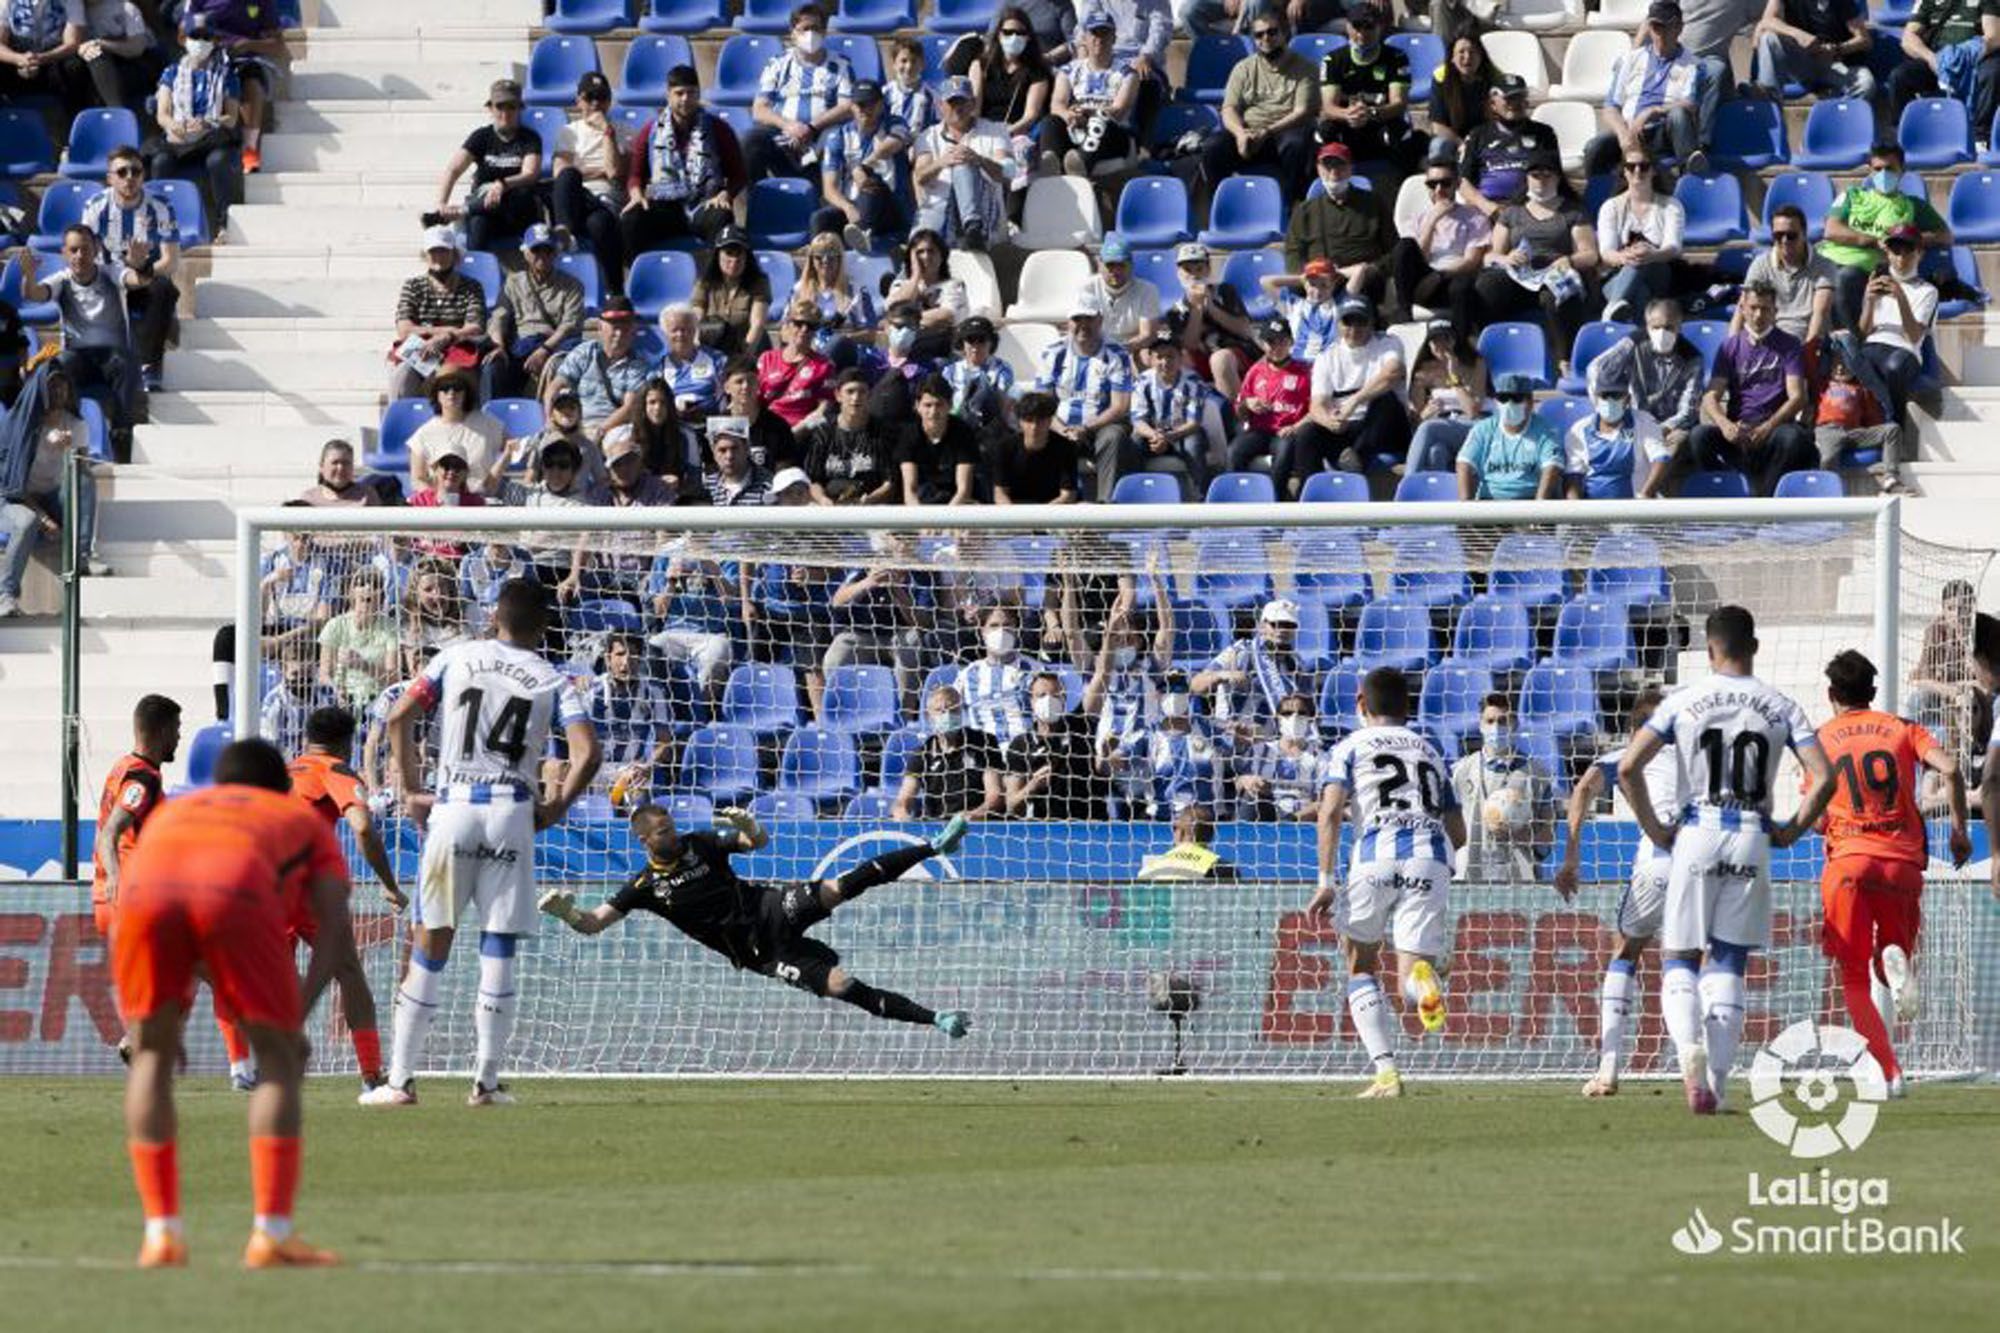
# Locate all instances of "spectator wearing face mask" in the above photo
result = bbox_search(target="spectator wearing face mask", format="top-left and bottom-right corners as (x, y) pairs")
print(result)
(1587, 298), (1703, 461)
(1313, 1), (1424, 183)
(1693, 280), (1817, 495)
(1191, 598), (1305, 741)
(1828, 222), (1939, 424)
(1451, 693), (1558, 884)
(1004, 671), (1108, 818)
(745, 3), (856, 186)
(1199, 10), (1318, 212)
(1134, 670), (1230, 821)
(1231, 693), (1330, 823)
(1283, 143), (1393, 305)
(1564, 369), (1674, 500)
(955, 604), (1036, 742)
(1820, 143), (1952, 330)
(893, 684), (1005, 820)
(1458, 373), (1563, 501)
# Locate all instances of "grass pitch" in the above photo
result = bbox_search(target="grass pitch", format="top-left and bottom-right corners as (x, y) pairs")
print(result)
(1, 1079), (1996, 1333)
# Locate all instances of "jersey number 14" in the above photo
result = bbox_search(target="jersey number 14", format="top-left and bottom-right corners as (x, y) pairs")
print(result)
(456, 688), (532, 765)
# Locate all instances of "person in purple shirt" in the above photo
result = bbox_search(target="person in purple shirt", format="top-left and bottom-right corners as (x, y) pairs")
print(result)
(1689, 280), (1816, 495)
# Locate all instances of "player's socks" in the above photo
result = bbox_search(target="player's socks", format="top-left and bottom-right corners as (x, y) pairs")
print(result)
(839, 979), (935, 1025)
(1698, 964), (1746, 1107)
(1661, 958), (1702, 1061)
(351, 1028), (384, 1086)
(1346, 976), (1398, 1075)
(1839, 958), (1900, 1082)
(834, 845), (937, 902)
(219, 1018), (257, 1088)
(473, 933), (519, 1092)
(249, 1135), (300, 1243)
(128, 1140), (180, 1234)
(387, 950), (446, 1089)
(1598, 959), (1636, 1078)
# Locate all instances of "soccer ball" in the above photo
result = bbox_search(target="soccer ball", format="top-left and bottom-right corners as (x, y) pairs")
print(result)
(1482, 786), (1532, 837)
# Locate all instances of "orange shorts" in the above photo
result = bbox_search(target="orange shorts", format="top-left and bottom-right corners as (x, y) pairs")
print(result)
(113, 874), (301, 1032)
(1820, 855), (1923, 966)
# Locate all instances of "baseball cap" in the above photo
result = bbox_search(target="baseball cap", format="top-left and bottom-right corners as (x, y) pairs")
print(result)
(1175, 241), (1210, 267)
(714, 223), (751, 251)
(1100, 232), (1131, 263)
(1525, 150), (1563, 175)
(576, 70), (612, 101)
(1257, 315), (1292, 343)
(770, 467), (811, 494)
(603, 425), (641, 464)
(940, 76), (974, 103)
(421, 224), (460, 253)
(852, 79), (884, 104)
(1647, 0), (1683, 22)
(1426, 317), (1455, 338)
(1302, 258), (1335, 281)
(1347, 0), (1387, 24)
(429, 441), (469, 467)
(1494, 372), (1539, 398)
(957, 315), (997, 345)
(1885, 222), (1922, 245)
(539, 437), (582, 467)
(1494, 73), (1529, 98)
(1316, 141), (1353, 164)
(708, 415), (751, 441)
(1259, 599), (1300, 627)
(1081, 6), (1115, 30)
(1335, 294), (1373, 323)
(1070, 291), (1104, 319)
(1594, 367), (1632, 395)
(550, 386), (581, 407)
(487, 78), (523, 106)
(599, 294), (637, 324)
(1145, 330), (1179, 352)
(520, 223), (559, 253)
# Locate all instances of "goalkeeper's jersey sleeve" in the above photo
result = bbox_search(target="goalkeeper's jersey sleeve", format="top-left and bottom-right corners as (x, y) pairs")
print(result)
(609, 833), (762, 968)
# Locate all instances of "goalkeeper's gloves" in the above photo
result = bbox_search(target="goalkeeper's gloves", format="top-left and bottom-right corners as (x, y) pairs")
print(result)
(538, 889), (582, 927)
(716, 805), (765, 844)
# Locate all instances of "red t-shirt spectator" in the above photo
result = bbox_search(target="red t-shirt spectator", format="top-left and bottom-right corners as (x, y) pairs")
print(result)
(756, 349), (836, 428)
(408, 487), (488, 557)
(1236, 357), (1313, 435)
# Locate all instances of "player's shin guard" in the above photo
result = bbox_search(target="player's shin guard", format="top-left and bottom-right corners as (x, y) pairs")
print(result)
(1699, 944), (1749, 1104)
(1599, 959), (1636, 1076)
(387, 950), (446, 1089)
(1840, 957), (1901, 1081)
(833, 845), (935, 903)
(128, 1140), (181, 1236)
(1662, 958), (1703, 1062)
(1347, 976), (1397, 1073)
(250, 1136), (300, 1241)
(473, 933), (518, 1090)
(836, 980), (935, 1025)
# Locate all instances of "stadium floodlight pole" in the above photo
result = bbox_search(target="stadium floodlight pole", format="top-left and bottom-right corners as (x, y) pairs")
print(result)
(1875, 494), (1901, 716)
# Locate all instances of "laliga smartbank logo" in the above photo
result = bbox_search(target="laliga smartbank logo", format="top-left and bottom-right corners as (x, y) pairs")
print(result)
(1669, 1022), (1965, 1259)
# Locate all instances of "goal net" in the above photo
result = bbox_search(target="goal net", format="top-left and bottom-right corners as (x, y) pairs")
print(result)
(202, 499), (1997, 1079)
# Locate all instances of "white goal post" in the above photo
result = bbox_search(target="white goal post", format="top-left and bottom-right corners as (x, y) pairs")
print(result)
(215, 497), (1991, 1080)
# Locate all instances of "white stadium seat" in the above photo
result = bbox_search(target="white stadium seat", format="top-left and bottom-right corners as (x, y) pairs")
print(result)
(1012, 176), (1104, 251)
(1588, 0), (1651, 27)
(1481, 31), (1550, 97)
(951, 248), (1003, 320)
(1533, 100), (1601, 174)
(1550, 30), (1632, 102)
(1492, 0), (1586, 31)
(996, 320), (1060, 373)
(1006, 250), (1097, 323)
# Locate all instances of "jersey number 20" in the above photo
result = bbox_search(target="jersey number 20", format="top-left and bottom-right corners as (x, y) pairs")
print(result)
(456, 688), (532, 765)
(1373, 753), (1444, 815)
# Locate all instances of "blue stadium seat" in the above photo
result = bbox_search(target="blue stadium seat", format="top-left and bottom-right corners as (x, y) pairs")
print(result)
(1419, 659), (1493, 752)
(713, 35), (782, 105)
(677, 725), (762, 801)
(143, 179), (209, 247)
(1774, 469), (1844, 500)
(738, 0), (794, 31)
(929, 0), (998, 32)
(628, 249), (698, 319)
(1680, 318), (1729, 379)
(1171, 598), (1232, 670)
(1477, 321), (1549, 387)
(848, 251), (895, 300)
(1393, 471), (1457, 503)
(919, 33), (956, 80)
(777, 726), (861, 799)
(1451, 595), (1535, 674)
(548, 0), (635, 33)
(1299, 472), (1370, 504)
(1872, 0), (1915, 22)
(1387, 33), (1443, 104)
(665, 793), (716, 828)
(609, 104), (653, 137)
(367, 398), (434, 471)
(1900, 97), (1971, 169)
(1926, 245), (1989, 319)
(526, 35), (603, 107)
(832, 0), (914, 32)
(1552, 597), (1634, 671)
(556, 251), (604, 316)
(569, 597), (645, 637)
(1488, 532), (1568, 610)
(1194, 531), (1275, 608)
(641, 0), (726, 30)
(1710, 98), (1789, 171)
(822, 664), (902, 736)
(1220, 247), (1285, 319)
(1148, 102), (1221, 153)
(1290, 532), (1371, 613)
(1, 249), (63, 324)
(1319, 660), (1364, 733)
(1131, 247), (1184, 306)
(1289, 33), (1346, 64)
(1584, 533), (1668, 609)
(709, 103), (756, 141)
(759, 249), (798, 309)
(1198, 174), (1284, 249)
(1290, 598), (1333, 669)
(1534, 394), (1593, 440)
(1206, 471), (1276, 504)
(1518, 724), (1571, 795)
(1673, 171), (1747, 245)
(184, 723), (232, 788)
(1112, 473), (1183, 504)
(487, 397), (546, 441)
(522, 106), (569, 178)
(748, 176), (817, 248)
(874, 724), (924, 792)
(826, 33), (883, 83)
(751, 792), (821, 821)
(1353, 600), (1437, 672)
(1947, 171), (2000, 243)
(722, 663), (802, 734)
(29, 180), (93, 252)
(444, 252), (498, 310)
(0, 107), (56, 178)
(61, 108), (141, 180)
(1794, 98), (1873, 170)
(1114, 175), (1192, 247)
(616, 35), (695, 107)
(1181, 34), (1250, 105)
(1754, 172), (1834, 243)
(1384, 529), (1471, 607)
(1556, 321), (1633, 394)
(1679, 469), (1753, 499)
(842, 791), (894, 818)
(1520, 662), (1598, 737)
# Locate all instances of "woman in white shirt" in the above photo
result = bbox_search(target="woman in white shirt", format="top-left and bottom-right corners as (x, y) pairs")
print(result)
(1043, 13), (1137, 177)
(408, 369), (507, 495)
(1595, 148), (1684, 325)
(550, 72), (628, 296)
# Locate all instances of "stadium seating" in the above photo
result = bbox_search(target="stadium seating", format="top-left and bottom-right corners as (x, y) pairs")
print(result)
(1419, 660), (1493, 752)
(1, 250), (62, 324)
(526, 35), (602, 107)
(1549, 29), (1626, 101)
(1673, 171), (1747, 246)
(1015, 176), (1104, 250)
(456, 250), (503, 307)
(1530, 99), (1596, 173)
(1198, 175), (1285, 249)
(1193, 531), (1275, 607)
(1589, 0), (1649, 24)
(1150, 102), (1221, 154)
(1947, 172), (2000, 243)
(747, 177), (818, 250)
(30, 180), (93, 252)
(1900, 98), (1972, 169)
(1289, 34), (1346, 65)
(1353, 599), (1437, 672)
(751, 792), (820, 821)
(628, 250), (699, 320)
(1220, 248), (1285, 318)
(928, 0), (999, 33)
(1451, 595), (1536, 674)
(556, 252), (604, 317)
(1394, 472), (1457, 502)
(1557, 321), (1635, 395)
(0, 107), (56, 178)
(641, 0), (725, 30)
(1477, 322), (1550, 387)
(1181, 35), (1250, 105)
(487, 397), (545, 442)
(738, 0), (795, 32)
(1710, 99), (1789, 171)
(184, 723), (232, 788)
(1205, 472), (1277, 504)
(777, 726), (861, 800)
(1114, 176), (1192, 248)
(1112, 474), (1183, 505)
(1384, 530), (1471, 607)
(548, 0), (634, 33)
(1927, 245), (1990, 319)
(1519, 662), (1598, 736)
(1753, 172), (1835, 242)
(1535, 394), (1593, 439)
(1480, 31), (1549, 96)
(665, 793), (716, 828)
(713, 36), (782, 106)
(1007, 249), (1095, 322)
(822, 664), (902, 737)
(678, 726), (762, 801)
(616, 35), (695, 108)
(1773, 469), (1844, 500)
(1170, 599), (1231, 669)
(758, 250), (798, 308)
(1679, 470), (1753, 499)
(1289, 532), (1371, 613)
(1488, 533), (1569, 609)
(827, 34), (884, 84)
(367, 399), (434, 471)
(1131, 247), (1184, 306)
(831, 0), (916, 33)
(1319, 661), (1365, 733)
(1298, 472), (1370, 504)
(1387, 34), (1443, 102)
(1680, 319), (1729, 379)
(1584, 533), (1669, 610)
(1498, 0), (1584, 28)
(1793, 98), (1873, 170)
(60, 108), (141, 181)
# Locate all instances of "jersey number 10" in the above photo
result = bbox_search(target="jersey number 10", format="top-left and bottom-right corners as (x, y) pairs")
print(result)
(1696, 728), (1770, 805)
(456, 688), (532, 765)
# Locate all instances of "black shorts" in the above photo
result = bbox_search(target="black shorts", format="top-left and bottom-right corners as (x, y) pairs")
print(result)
(752, 883), (839, 995)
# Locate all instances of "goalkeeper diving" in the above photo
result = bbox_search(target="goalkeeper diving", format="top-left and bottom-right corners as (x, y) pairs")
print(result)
(541, 805), (973, 1037)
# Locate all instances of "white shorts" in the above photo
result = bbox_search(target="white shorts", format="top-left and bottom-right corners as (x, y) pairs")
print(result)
(1339, 858), (1451, 959)
(418, 799), (539, 937)
(1661, 823), (1772, 953)
(1618, 844), (1672, 940)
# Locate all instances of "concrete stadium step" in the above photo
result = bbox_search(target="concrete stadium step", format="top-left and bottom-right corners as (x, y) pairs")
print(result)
(148, 389), (381, 428)
(132, 423), (351, 471)
(0, 647), (217, 692)
(225, 203), (437, 248)
(244, 170), (445, 210)
(314, 0), (542, 30)
(259, 131), (478, 174)
(164, 348), (391, 392)
(202, 248), (415, 283)
(92, 493), (243, 544)
(195, 277), (401, 320)
(102, 466), (314, 510)
(59, 574), (239, 620)
(277, 102), (504, 137)
(284, 58), (524, 103)
(175, 314), (392, 354)
(92, 538), (235, 581)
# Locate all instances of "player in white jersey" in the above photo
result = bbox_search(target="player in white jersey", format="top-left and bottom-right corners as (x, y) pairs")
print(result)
(1309, 667), (1468, 1099)
(1618, 607), (1836, 1115)
(1554, 686), (1685, 1096)
(362, 582), (601, 1108)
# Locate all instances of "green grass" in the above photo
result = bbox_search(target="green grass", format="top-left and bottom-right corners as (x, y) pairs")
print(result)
(2, 1079), (1997, 1333)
